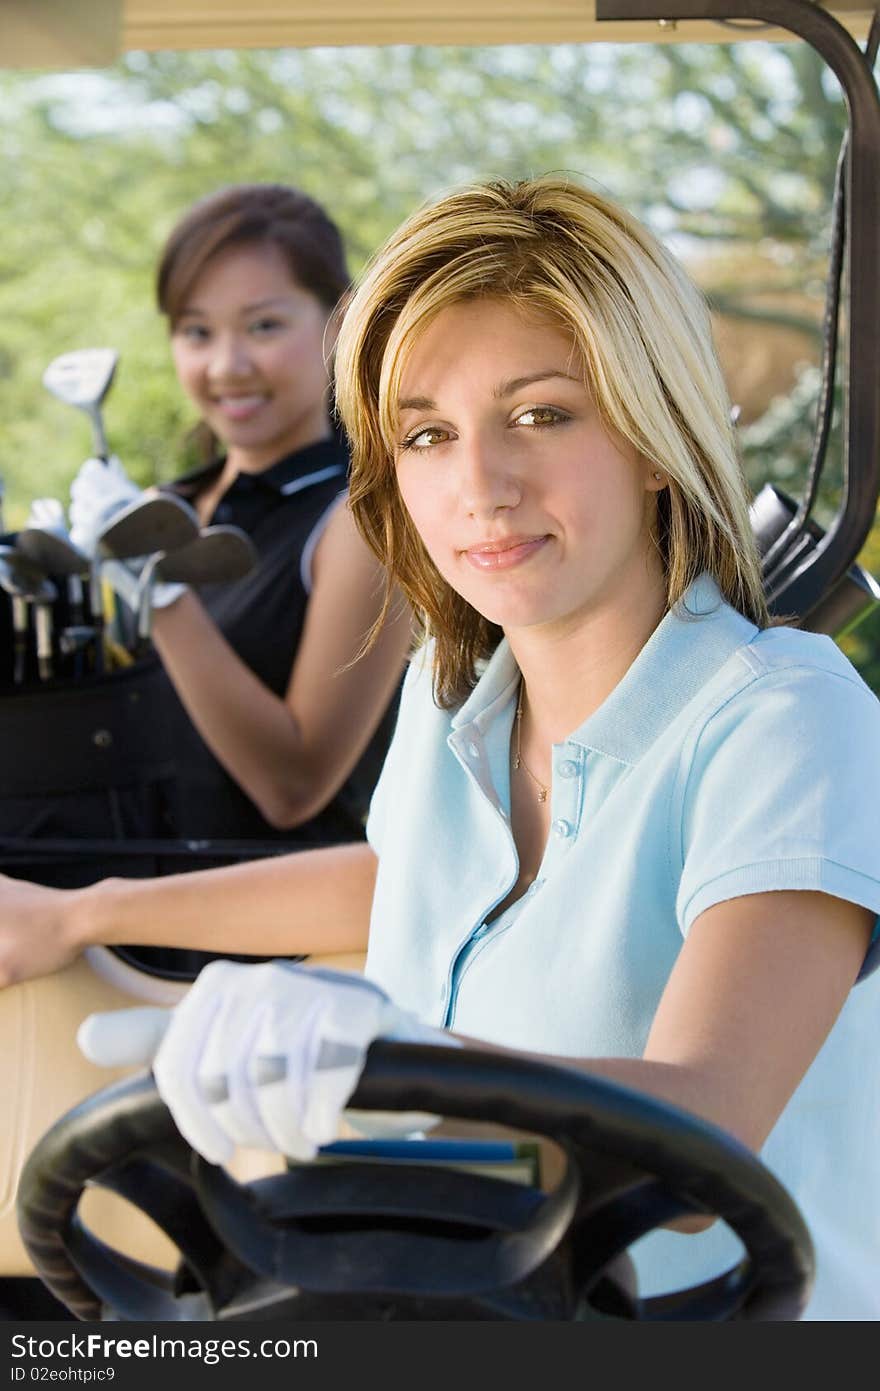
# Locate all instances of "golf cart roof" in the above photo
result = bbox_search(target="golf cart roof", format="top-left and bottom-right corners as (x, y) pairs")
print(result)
(6, 0), (876, 69)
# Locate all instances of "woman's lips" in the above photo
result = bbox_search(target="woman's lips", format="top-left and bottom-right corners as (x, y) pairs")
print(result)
(464, 535), (549, 571)
(212, 394), (267, 422)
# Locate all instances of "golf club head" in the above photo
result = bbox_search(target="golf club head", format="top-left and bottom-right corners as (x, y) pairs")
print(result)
(42, 349), (119, 413)
(137, 526), (257, 642)
(154, 525), (258, 585)
(0, 549), (56, 602)
(97, 494), (200, 561)
(59, 624), (97, 657)
(17, 527), (90, 576)
(43, 348), (119, 458)
(0, 553), (25, 599)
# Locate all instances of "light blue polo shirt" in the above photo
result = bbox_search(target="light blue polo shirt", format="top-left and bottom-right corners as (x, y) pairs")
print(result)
(365, 574), (880, 1319)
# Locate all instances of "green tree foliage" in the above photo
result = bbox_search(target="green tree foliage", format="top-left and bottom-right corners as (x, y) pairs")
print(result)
(0, 40), (877, 684)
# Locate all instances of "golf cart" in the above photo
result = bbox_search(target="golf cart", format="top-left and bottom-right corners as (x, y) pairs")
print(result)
(3, 0), (879, 1323)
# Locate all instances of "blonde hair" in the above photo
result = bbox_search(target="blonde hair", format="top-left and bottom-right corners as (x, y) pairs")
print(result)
(335, 176), (768, 708)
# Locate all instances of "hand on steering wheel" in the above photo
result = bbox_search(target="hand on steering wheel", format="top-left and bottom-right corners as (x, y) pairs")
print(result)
(78, 960), (459, 1163)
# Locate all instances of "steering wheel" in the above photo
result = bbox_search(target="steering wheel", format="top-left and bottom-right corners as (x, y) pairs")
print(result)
(16, 1041), (814, 1322)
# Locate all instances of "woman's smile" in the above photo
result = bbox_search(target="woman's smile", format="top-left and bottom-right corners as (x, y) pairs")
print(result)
(211, 392), (270, 422)
(463, 534), (551, 570)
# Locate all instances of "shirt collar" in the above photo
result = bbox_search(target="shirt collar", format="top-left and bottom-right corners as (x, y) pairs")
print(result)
(451, 574), (758, 766)
(170, 436), (348, 500)
(451, 638), (520, 734)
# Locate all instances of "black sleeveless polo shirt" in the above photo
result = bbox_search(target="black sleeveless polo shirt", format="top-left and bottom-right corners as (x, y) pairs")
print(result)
(153, 437), (398, 844)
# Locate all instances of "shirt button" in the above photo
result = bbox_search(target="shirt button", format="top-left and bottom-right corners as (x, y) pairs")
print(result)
(557, 759), (579, 779)
(466, 741), (480, 758)
(551, 818), (573, 839)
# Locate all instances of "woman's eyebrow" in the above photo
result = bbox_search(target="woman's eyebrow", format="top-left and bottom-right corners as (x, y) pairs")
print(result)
(494, 369), (582, 398)
(178, 296), (290, 318)
(240, 297), (291, 313)
(398, 370), (581, 414)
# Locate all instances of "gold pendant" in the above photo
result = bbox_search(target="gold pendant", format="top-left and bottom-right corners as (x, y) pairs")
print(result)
(538, 788), (547, 803)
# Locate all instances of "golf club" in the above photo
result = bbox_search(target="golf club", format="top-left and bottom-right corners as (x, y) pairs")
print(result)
(136, 525), (258, 643)
(42, 348), (119, 461)
(41, 347), (119, 669)
(17, 526), (92, 676)
(17, 525), (89, 624)
(59, 624), (97, 660)
(97, 493), (201, 561)
(31, 581), (58, 681)
(86, 492), (201, 672)
(0, 548), (57, 682)
(0, 548), (30, 684)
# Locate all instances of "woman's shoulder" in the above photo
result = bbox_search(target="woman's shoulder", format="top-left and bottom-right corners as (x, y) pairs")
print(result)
(688, 620), (880, 774)
(398, 639), (442, 714)
(737, 622), (878, 707)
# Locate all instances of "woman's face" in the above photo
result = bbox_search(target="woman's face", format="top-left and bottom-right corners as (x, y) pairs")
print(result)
(394, 298), (665, 640)
(170, 241), (333, 470)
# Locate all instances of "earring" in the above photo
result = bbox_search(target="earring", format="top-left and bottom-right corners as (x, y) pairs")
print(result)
(653, 471), (663, 482)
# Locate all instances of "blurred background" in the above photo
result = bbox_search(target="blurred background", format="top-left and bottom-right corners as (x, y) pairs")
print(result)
(1, 38), (878, 686)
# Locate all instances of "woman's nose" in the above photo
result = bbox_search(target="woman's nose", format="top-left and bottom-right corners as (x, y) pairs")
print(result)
(207, 333), (252, 379)
(459, 436), (521, 519)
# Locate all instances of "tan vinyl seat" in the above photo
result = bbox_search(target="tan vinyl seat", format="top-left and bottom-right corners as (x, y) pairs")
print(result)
(1, 947), (366, 1276)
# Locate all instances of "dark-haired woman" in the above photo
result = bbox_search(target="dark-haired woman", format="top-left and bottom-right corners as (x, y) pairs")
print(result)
(69, 184), (410, 845)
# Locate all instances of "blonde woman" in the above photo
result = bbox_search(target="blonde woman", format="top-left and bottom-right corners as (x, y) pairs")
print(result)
(3, 178), (879, 1318)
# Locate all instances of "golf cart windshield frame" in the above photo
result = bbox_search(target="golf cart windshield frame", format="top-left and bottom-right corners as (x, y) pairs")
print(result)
(599, 0), (880, 620)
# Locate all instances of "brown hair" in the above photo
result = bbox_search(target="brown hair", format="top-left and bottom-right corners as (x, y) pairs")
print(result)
(158, 184), (350, 464)
(157, 183), (349, 320)
(335, 177), (769, 708)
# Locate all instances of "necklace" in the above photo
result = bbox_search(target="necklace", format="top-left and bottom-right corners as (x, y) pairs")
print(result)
(514, 680), (549, 804)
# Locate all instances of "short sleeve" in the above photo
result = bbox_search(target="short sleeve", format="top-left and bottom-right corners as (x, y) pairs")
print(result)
(365, 646), (433, 858)
(364, 746), (392, 857)
(676, 665), (880, 980)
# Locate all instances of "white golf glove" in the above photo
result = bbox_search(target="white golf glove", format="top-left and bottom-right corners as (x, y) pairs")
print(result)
(69, 455), (140, 557)
(77, 960), (459, 1165)
(25, 497), (67, 530)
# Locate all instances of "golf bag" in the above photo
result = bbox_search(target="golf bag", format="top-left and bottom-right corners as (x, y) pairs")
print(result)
(0, 581), (313, 986)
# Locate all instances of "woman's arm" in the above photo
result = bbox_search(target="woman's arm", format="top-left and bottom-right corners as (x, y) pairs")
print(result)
(150, 499), (412, 828)
(586, 889), (872, 1150)
(0, 841), (376, 988)
(454, 889), (873, 1225)
(464, 890), (871, 1149)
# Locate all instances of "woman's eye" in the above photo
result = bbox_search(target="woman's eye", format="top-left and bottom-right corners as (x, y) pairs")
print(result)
(400, 426), (450, 451)
(514, 405), (569, 428)
(250, 317), (284, 335)
(177, 323), (210, 343)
